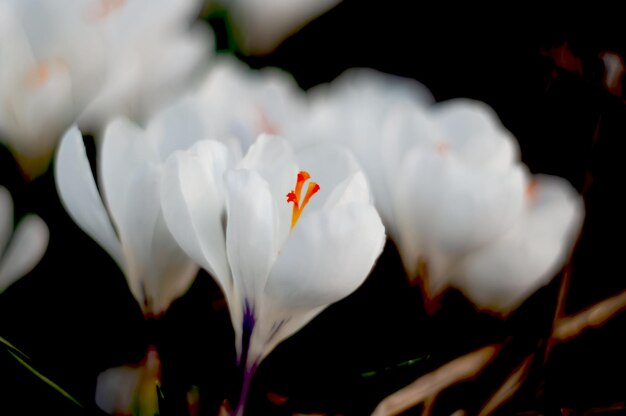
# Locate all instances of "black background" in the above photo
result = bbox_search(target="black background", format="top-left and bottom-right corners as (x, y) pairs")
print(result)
(1, 2), (625, 415)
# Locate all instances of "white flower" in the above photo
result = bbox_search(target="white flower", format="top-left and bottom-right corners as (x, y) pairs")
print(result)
(152, 57), (306, 158)
(0, 0), (106, 176)
(0, 186), (49, 294)
(210, 0), (342, 54)
(94, 347), (161, 416)
(160, 135), (385, 396)
(78, 0), (213, 131)
(300, 68), (434, 242)
(301, 69), (584, 314)
(0, 0), (211, 177)
(55, 123), (198, 316)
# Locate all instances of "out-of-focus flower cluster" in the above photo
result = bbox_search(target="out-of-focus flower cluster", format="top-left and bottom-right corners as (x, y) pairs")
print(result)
(0, 0), (212, 176)
(0, 1), (586, 415)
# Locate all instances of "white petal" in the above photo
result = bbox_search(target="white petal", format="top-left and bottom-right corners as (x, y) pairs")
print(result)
(145, 212), (199, 315)
(95, 348), (161, 416)
(323, 171), (371, 209)
(431, 99), (520, 173)
(15, 61), (74, 159)
(228, 0), (343, 54)
(95, 365), (141, 416)
(310, 68), (434, 109)
(239, 134), (297, 195)
(0, 186), (13, 257)
(160, 140), (233, 293)
(238, 134), (298, 245)
(294, 141), (362, 211)
(376, 105), (439, 239)
(100, 118), (157, 234)
(225, 169), (277, 305)
(248, 302), (325, 363)
(451, 175), (584, 314)
(55, 126), (124, 268)
(393, 148), (527, 289)
(115, 164), (163, 311)
(137, 24), (213, 120)
(0, 215), (48, 292)
(77, 59), (141, 131)
(146, 96), (207, 163)
(266, 202), (385, 308)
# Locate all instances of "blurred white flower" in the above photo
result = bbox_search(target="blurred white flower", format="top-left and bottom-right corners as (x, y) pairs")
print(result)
(95, 346), (161, 416)
(301, 69), (584, 314)
(150, 56), (306, 157)
(0, 0), (105, 176)
(0, 0), (212, 177)
(600, 51), (624, 96)
(160, 134), (385, 411)
(78, 0), (213, 131)
(0, 186), (49, 293)
(210, 0), (342, 54)
(55, 124), (198, 316)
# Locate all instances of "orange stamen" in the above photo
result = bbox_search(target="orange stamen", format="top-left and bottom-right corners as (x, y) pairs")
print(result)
(286, 171), (320, 230)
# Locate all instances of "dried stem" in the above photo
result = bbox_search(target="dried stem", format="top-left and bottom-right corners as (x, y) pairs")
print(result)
(544, 267), (572, 363)
(372, 287), (626, 416)
(553, 289), (626, 342)
(371, 345), (500, 416)
(477, 354), (534, 416)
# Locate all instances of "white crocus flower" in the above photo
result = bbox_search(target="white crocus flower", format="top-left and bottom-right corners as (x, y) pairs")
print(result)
(302, 69), (584, 314)
(0, 186), (49, 294)
(0, 0), (211, 177)
(78, 0), (213, 131)
(159, 57), (306, 155)
(161, 134), (385, 413)
(209, 0), (342, 54)
(56, 122), (201, 415)
(55, 123), (199, 316)
(0, 0), (105, 176)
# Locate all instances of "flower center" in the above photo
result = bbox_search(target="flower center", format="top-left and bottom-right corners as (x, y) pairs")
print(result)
(286, 171), (319, 230)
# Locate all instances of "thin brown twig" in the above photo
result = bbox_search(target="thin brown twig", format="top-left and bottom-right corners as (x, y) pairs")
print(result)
(421, 395), (437, 416)
(371, 345), (500, 416)
(544, 266), (572, 363)
(371, 287), (626, 416)
(553, 289), (626, 342)
(477, 354), (534, 416)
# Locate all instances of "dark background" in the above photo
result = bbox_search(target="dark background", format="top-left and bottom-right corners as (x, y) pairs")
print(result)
(1, 3), (625, 415)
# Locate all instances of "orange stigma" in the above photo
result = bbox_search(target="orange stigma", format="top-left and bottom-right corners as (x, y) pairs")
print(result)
(286, 171), (320, 230)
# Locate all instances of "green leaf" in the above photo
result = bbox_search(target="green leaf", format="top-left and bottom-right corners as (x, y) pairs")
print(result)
(0, 335), (29, 358)
(7, 349), (83, 408)
(359, 355), (430, 378)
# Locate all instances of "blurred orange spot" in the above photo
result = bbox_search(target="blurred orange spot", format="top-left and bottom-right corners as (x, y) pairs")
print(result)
(24, 59), (64, 89)
(187, 386), (200, 416)
(267, 391), (289, 405)
(94, 0), (126, 19)
(436, 143), (449, 154)
(257, 110), (280, 135)
(525, 180), (539, 200)
(541, 42), (582, 75)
